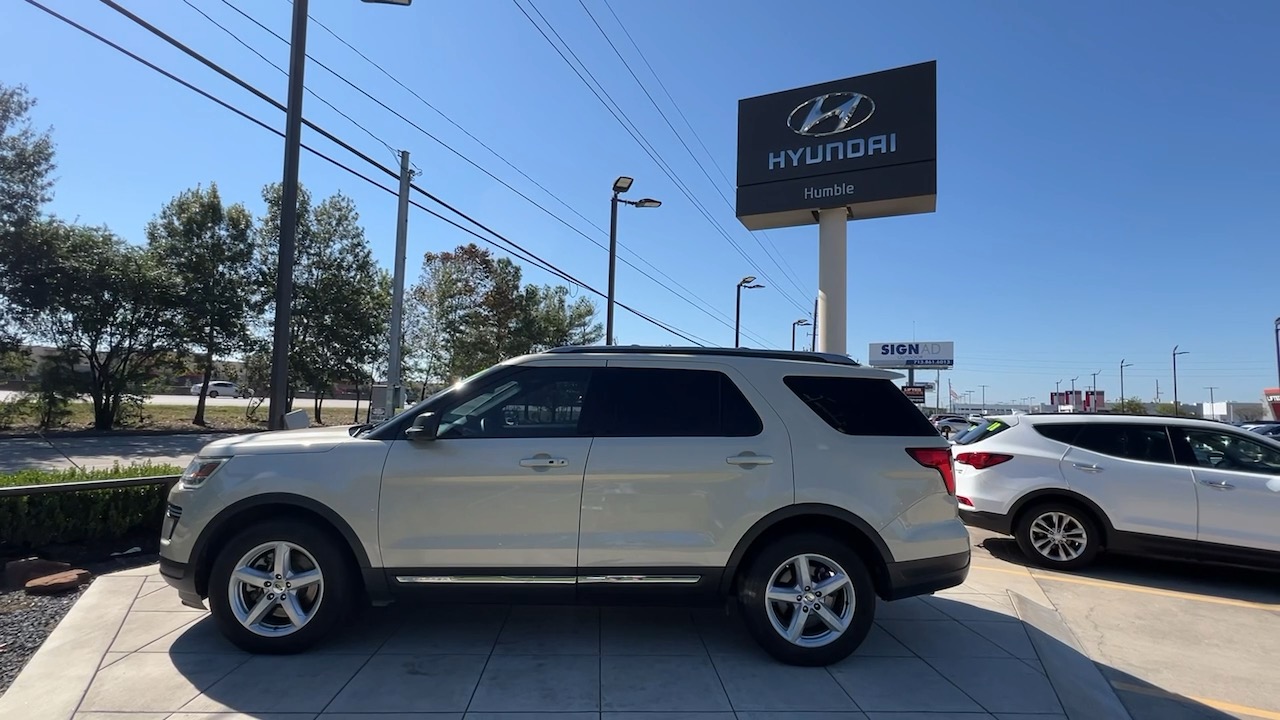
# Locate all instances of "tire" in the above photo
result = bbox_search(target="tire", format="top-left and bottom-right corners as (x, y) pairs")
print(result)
(1015, 502), (1101, 570)
(737, 532), (875, 666)
(207, 519), (356, 654)
(208, 390), (219, 399)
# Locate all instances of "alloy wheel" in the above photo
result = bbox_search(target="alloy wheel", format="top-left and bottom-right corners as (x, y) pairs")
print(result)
(1029, 511), (1088, 562)
(764, 553), (855, 648)
(228, 541), (324, 637)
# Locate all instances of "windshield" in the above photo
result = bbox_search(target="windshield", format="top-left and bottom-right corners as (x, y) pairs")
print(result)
(357, 363), (510, 436)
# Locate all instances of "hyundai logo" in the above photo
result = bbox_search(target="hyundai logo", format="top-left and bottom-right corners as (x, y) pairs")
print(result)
(787, 92), (875, 137)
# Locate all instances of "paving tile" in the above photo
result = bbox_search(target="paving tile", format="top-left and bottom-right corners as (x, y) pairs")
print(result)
(827, 656), (983, 713)
(468, 714), (597, 719)
(874, 596), (950, 620)
(98, 651), (131, 670)
(324, 714), (462, 719)
(314, 606), (405, 654)
(180, 653), (368, 713)
(326, 654), (487, 713)
(138, 579), (170, 597)
(105, 563), (161, 577)
(928, 657), (1062, 714)
(79, 652), (247, 712)
(878, 618), (1012, 658)
(690, 609), (761, 656)
(601, 655), (730, 712)
(74, 714), (170, 720)
(131, 587), (207, 612)
(864, 714), (992, 719)
(963, 620), (1038, 659)
(736, 713), (867, 719)
(601, 606), (705, 655)
(710, 654), (857, 711)
(380, 604), (507, 654)
(923, 593), (1019, 622)
(138, 615), (245, 655)
(857, 623), (913, 657)
(995, 715), (1067, 720)
(110, 611), (202, 652)
(605, 714), (736, 720)
(494, 606), (599, 655)
(169, 713), (317, 720)
(468, 654), (600, 712)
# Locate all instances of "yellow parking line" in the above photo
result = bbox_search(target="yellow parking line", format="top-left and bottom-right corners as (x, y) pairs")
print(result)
(970, 563), (1280, 612)
(1111, 680), (1280, 720)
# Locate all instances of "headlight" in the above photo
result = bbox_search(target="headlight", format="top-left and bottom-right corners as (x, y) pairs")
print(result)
(181, 457), (227, 489)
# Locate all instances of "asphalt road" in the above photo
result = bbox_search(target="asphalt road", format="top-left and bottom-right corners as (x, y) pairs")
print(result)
(0, 390), (361, 409)
(0, 433), (227, 473)
(969, 527), (1280, 719)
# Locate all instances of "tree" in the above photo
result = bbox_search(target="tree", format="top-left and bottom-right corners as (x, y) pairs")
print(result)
(256, 183), (390, 423)
(0, 83), (55, 236)
(1, 220), (181, 429)
(1112, 397), (1148, 414)
(147, 183), (256, 426)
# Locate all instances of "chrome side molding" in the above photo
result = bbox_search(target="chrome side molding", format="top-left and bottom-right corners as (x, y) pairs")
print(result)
(394, 574), (702, 585)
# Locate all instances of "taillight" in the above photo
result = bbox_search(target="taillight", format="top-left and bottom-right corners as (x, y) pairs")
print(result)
(955, 452), (1014, 470)
(957, 496), (974, 507)
(906, 447), (955, 495)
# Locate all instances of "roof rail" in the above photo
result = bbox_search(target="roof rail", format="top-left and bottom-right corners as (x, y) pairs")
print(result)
(543, 345), (860, 366)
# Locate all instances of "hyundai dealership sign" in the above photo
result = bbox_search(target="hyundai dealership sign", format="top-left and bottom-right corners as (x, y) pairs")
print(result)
(868, 341), (954, 369)
(736, 61), (937, 230)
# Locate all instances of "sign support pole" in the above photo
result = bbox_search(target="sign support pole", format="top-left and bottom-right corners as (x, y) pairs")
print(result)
(817, 208), (847, 355)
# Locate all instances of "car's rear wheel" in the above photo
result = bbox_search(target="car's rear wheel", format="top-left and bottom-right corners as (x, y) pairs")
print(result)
(208, 520), (355, 653)
(737, 533), (875, 666)
(1015, 502), (1101, 570)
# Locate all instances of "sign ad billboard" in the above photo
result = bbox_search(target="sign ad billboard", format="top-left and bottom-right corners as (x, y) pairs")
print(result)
(868, 341), (954, 369)
(735, 61), (937, 230)
(1265, 387), (1280, 420)
(902, 385), (927, 404)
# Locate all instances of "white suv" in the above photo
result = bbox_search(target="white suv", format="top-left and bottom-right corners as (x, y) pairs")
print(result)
(160, 347), (969, 665)
(954, 413), (1280, 570)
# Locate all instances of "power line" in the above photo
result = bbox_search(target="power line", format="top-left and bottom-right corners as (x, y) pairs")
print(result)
(578, 0), (808, 302)
(213, 0), (768, 346)
(600, 0), (807, 295)
(512, 0), (811, 316)
(31, 0), (710, 346)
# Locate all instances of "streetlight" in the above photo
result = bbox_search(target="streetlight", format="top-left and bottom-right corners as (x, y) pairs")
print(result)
(735, 276), (764, 347)
(1274, 317), (1280, 389)
(606, 176), (661, 345)
(267, 0), (413, 430)
(978, 384), (988, 413)
(1172, 345), (1190, 416)
(1054, 379), (1061, 405)
(1090, 370), (1101, 412)
(1119, 360), (1133, 411)
(1070, 376), (1079, 410)
(791, 319), (811, 351)
(1205, 386), (1219, 420)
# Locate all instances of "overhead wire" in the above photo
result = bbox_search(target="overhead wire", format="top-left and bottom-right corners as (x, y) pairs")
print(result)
(213, 0), (768, 346)
(30, 0), (710, 346)
(512, 0), (812, 316)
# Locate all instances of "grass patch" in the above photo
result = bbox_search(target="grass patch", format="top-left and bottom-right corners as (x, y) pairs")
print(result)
(0, 462), (184, 548)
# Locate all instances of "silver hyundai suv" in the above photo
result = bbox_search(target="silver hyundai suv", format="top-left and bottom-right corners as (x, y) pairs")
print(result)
(160, 346), (969, 666)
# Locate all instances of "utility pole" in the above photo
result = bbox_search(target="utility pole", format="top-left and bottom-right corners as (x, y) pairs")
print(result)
(1119, 359), (1133, 411)
(1054, 379), (1061, 406)
(267, 0), (310, 430)
(1155, 379), (1161, 404)
(1070, 376), (1079, 411)
(1090, 369), (1101, 412)
(978, 384), (988, 413)
(1205, 386), (1218, 420)
(936, 368), (942, 414)
(384, 149), (412, 421)
(1172, 345), (1189, 417)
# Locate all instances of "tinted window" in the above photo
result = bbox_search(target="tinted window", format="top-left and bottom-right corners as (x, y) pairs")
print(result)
(438, 367), (593, 439)
(1034, 423), (1082, 445)
(596, 368), (762, 437)
(954, 419), (1012, 445)
(1176, 429), (1280, 475)
(783, 376), (936, 437)
(1073, 423), (1174, 464)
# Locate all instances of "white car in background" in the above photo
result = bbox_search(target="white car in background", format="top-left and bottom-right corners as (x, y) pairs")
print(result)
(931, 414), (975, 438)
(952, 413), (1280, 570)
(190, 380), (249, 398)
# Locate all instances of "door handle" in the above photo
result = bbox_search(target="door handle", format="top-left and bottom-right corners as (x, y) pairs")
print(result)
(519, 457), (568, 468)
(1072, 463), (1103, 473)
(1198, 479), (1235, 490)
(727, 454), (773, 466)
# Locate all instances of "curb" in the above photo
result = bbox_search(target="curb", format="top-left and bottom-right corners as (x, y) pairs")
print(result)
(1010, 590), (1133, 720)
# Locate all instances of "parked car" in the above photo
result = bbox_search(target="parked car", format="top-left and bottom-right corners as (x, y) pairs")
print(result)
(160, 346), (969, 665)
(1242, 421), (1280, 438)
(953, 413), (1280, 571)
(191, 381), (249, 398)
(934, 415), (976, 438)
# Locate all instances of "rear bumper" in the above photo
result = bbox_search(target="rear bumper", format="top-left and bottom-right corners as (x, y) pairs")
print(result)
(882, 550), (970, 600)
(158, 557), (206, 610)
(959, 508), (1013, 535)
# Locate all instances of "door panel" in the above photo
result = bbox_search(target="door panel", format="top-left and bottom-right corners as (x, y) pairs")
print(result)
(578, 362), (793, 569)
(1175, 428), (1280, 553)
(1059, 423), (1196, 539)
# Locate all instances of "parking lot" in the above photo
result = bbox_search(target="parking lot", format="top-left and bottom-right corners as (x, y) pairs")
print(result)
(0, 528), (1275, 719)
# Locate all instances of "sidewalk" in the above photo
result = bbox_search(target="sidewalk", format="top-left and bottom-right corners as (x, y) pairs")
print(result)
(0, 558), (1105, 719)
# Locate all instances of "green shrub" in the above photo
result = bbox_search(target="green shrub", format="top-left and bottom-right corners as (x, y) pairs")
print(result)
(0, 462), (184, 548)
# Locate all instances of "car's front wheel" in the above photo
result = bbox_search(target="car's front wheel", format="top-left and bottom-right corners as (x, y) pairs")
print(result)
(1015, 502), (1101, 570)
(737, 533), (875, 666)
(207, 520), (355, 654)
(208, 390), (219, 398)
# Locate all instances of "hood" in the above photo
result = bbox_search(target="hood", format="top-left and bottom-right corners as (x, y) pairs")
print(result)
(199, 425), (361, 457)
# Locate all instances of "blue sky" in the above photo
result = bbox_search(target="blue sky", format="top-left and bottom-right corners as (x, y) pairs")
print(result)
(3, 0), (1278, 405)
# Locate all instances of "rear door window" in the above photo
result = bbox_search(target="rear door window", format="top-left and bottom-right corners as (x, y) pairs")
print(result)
(783, 376), (937, 437)
(595, 367), (763, 437)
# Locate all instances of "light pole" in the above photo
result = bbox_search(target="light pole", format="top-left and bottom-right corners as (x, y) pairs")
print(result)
(1119, 359), (1133, 411)
(1054, 379), (1061, 405)
(1172, 345), (1189, 416)
(978, 384), (988, 413)
(1070, 376), (1079, 411)
(1205, 386), (1218, 420)
(606, 176), (661, 345)
(1274, 317), (1280, 389)
(1090, 369), (1101, 412)
(268, 0), (412, 430)
(735, 276), (764, 347)
(791, 319), (811, 351)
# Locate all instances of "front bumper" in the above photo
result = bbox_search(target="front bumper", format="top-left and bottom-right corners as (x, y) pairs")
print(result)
(958, 508), (1013, 536)
(158, 557), (206, 610)
(882, 549), (970, 600)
